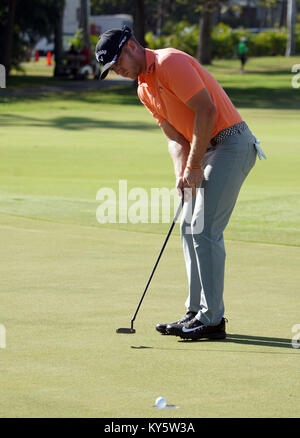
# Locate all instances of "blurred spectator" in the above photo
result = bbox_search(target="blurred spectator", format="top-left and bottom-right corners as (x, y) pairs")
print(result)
(66, 45), (79, 75)
(79, 46), (91, 66)
(66, 44), (79, 61)
(237, 37), (248, 73)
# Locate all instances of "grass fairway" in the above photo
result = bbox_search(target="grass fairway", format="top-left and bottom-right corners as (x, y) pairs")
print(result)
(0, 57), (300, 418)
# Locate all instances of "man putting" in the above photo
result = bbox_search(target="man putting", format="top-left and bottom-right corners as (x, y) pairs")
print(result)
(95, 26), (266, 341)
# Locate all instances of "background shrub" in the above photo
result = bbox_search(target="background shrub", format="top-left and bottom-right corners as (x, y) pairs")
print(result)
(145, 21), (299, 59)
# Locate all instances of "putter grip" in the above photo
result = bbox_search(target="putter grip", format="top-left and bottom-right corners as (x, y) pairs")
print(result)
(173, 198), (184, 223)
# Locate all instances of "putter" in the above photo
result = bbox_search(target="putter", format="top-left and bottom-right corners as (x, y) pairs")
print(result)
(116, 198), (184, 334)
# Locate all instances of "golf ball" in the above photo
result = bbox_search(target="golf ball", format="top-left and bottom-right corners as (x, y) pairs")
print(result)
(155, 396), (167, 409)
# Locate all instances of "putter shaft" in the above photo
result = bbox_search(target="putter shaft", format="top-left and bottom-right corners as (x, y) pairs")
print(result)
(130, 199), (184, 330)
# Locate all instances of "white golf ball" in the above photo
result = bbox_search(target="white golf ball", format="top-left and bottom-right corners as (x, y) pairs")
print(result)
(155, 396), (167, 409)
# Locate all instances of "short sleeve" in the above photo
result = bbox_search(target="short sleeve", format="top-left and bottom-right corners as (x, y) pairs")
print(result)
(158, 54), (205, 103)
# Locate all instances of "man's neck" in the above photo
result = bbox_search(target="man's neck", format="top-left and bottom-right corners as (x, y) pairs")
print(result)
(139, 47), (147, 75)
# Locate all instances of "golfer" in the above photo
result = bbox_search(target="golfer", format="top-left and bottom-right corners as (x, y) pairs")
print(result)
(95, 26), (266, 340)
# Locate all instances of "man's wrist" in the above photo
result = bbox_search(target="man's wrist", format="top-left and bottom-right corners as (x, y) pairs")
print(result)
(187, 141), (210, 169)
(186, 154), (203, 169)
(186, 165), (202, 170)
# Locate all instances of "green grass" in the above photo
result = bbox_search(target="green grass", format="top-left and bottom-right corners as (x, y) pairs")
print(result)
(0, 57), (300, 418)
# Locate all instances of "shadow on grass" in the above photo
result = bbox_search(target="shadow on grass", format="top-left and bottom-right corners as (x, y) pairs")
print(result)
(225, 87), (300, 109)
(241, 70), (295, 76)
(211, 334), (294, 349)
(178, 334), (295, 350)
(0, 113), (157, 131)
(131, 334), (297, 352)
(2, 77), (141, 106)
(2, 76), (299, 110)
(6, 75), (64, 88)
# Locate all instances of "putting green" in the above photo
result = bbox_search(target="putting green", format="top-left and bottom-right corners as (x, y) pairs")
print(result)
(0, 57), (299, 417)
(0, 214), (299, 417)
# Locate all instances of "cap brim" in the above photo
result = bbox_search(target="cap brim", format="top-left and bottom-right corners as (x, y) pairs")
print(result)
(100, 59), (117, 80)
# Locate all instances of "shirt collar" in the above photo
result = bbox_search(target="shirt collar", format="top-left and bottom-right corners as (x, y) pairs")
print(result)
(145, 48), (156, 74)
(138, 49), (156, 84)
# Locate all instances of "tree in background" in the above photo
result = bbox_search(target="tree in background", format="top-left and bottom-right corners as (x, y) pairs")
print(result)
(90, 0), (146, 45)
(90, 0), (206, 37)
(0, 0), (17, 76)
(53, 0), (65, 77)
(174, 0), (227, 65)
(0, 0), (67, 78)
(80, 0), (90, 49)
(197, 1), (224, 65)
(1, 0), (299, 79)
(285, 0), (297, 55)
(90, 0), (228, 64)
(133, 0), (146, 46)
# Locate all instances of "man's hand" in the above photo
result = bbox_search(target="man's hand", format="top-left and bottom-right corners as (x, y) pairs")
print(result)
(183, 167), (204, 196)
(176, 176), (185, 197)
(176, 165), (204, 200)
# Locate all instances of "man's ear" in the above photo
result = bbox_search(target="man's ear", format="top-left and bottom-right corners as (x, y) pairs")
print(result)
(126, 39), (136, 52)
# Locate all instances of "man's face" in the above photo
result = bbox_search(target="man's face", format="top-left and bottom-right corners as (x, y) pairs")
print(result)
(110, 44), (141, 80)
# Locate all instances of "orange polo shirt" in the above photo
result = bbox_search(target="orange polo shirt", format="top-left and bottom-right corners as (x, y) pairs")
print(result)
(138, 48), (242, 142)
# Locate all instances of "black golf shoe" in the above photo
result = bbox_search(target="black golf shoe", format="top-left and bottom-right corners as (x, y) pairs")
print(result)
(178, 317), (227, 340)
(156, 311), (197, 335)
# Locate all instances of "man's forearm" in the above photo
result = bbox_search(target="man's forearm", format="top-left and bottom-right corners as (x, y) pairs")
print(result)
(160, 120), (191, 178)
(168, 139), (190, 177)
(186, 107), (216, 168)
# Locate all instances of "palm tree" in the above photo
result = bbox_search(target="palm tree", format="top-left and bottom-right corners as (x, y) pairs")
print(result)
(196, 0), (225, 65)
(80, 0), (90, 49)
(2, 0), (17, 76)
(134, 0), (146, 46)
(285, 0), (296, 56)
(54, 0), (65, 77)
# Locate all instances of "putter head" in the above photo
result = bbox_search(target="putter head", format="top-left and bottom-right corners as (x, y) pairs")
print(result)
(116, 328), (136, 334)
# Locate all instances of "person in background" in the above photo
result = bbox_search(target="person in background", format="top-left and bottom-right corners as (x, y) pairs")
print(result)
(237, 37), (248, 73)
(66, 44), (79, 75)
(79, 46), (91, 66)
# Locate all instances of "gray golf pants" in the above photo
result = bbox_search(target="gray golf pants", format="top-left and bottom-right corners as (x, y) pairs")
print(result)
(180, 126), (265, 326)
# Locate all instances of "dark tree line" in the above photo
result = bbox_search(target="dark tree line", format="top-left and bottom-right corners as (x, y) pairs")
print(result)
(90, 0), (228, 64)
(0, 0), (65, 77)
(90, 0), (298, 62)
(0, 0), (298, 79)
(0, 0), (17, 75)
